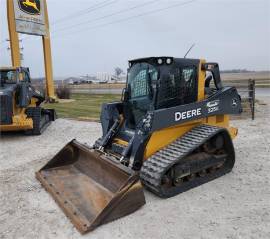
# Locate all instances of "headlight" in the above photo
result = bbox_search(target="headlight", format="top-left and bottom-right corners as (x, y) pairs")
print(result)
(157, 58), (163, 65)
(166, 58), (172, 65)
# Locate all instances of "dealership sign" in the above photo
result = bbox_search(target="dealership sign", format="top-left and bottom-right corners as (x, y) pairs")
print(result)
(13, 0), (46, 36)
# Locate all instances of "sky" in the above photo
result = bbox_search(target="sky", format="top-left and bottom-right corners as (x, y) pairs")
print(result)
(0, 0), (269, 77)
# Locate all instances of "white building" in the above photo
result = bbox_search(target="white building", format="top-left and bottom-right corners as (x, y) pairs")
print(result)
(96, 72), (127, 83)
(96, 72), (111, 83)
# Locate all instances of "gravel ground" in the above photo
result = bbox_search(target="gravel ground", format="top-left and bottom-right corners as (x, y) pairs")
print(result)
(0, 97), (269, 239)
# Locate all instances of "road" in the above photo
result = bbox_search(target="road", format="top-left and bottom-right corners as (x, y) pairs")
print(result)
(71, 87), (269, 97)
(255, 88), (270, 97)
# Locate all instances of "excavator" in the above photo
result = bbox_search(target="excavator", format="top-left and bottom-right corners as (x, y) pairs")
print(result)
(0, 0), (56, 135)
(0, 66), (56, 135)
(36, 57), (242, 234)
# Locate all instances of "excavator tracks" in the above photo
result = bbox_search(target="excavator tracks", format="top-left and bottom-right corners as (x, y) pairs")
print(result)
(140, 124), (235, 198)
(25, 107), (56, 135)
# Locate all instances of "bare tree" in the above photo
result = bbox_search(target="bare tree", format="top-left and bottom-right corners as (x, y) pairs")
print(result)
(114, 67), (124, 77)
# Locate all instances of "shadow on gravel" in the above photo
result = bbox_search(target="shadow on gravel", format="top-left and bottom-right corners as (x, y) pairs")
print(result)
(0, 131), (34, 139)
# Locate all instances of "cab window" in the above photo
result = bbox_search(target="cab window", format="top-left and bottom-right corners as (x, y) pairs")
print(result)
(22, 71), (31, 82)
(0, 70), (17, 84)
(128, 63), (157, 99)
(157, 66), (197, 108)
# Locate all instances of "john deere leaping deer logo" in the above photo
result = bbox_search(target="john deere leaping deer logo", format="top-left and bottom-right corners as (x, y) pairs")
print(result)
(18, 0), (41, 15)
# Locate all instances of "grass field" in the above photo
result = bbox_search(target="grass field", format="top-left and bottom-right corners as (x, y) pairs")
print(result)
(43, 94), (121, 121)
(44, 93), (255, 121)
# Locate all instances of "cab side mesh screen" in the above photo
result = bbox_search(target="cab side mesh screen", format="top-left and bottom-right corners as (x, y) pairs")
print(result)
(130, 70), (149, 98)
(157, 67), (197, 109)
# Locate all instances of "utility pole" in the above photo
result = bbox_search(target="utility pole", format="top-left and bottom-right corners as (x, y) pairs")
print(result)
(7, 38), (24, 66)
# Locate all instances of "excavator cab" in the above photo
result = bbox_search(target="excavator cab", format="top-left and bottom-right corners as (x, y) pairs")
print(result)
(37, 57), (242, 234)
(0, 67), (56, 134)
(0, 68), (17, 85)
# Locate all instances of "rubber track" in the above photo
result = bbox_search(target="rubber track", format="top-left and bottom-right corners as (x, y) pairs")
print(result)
(140, 124), (234, 198)
(26, 107), (51, 135)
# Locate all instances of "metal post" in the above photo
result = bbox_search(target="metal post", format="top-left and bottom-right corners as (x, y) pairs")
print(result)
(42, 0), (56, 101)
(251, 79), (255, 120)
(7, 0), (21, 67)
(248, 79), (255, 120)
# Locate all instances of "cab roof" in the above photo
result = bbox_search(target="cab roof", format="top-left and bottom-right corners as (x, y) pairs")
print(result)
(129, 57), (201, 67)
(0, 67), (17, 71)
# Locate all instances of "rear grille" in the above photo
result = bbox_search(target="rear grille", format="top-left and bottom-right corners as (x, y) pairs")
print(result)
(0, 94), (13, 125)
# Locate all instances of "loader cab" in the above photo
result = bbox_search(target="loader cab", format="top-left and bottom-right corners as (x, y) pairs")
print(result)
(124, 57), (200, 128)
(0, 67), (31, 87)
(0, 68), (18, 87)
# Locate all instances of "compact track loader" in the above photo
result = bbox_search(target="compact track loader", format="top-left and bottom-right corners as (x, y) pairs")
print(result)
(37, 57), (242, 233)
(0, 67), (56, 135)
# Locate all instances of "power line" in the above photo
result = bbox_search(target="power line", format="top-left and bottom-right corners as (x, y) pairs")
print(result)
(51, 0), (118, 26)
(0, 39), (9, 51)
(52, 0), (197, 39)
(5, 0), (156, 44)
(1, 0), (197, 48)
(0, 38), (9, 44)
(53, 0), (160, 34)
(0, 0), (119, 45)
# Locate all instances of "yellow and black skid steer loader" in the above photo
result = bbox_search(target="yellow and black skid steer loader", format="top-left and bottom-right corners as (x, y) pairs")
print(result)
(36, 57), (242, 233)
(0, 67), (56, 135)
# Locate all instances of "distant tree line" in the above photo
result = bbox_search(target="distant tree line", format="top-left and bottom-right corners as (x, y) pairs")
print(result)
(220, 69), (255, 73)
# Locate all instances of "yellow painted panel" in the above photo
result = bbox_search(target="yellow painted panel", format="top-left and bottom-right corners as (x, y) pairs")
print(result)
(198, 59), (206, 101)
(0, 117), (33, 131)
(144, 120), (202, 159)
(113, 138), (129, 147)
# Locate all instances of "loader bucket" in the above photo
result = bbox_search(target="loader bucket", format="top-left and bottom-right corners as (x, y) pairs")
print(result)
(36, 140), (145, 234)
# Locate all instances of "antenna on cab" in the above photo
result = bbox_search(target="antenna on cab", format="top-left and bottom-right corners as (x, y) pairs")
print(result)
(184, 43), (195, 58)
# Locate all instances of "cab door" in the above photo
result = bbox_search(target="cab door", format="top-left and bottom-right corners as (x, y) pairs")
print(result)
(125, 63), (158, 128)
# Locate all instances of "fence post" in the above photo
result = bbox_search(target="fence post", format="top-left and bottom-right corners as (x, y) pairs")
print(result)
(248, 79), (255, 120)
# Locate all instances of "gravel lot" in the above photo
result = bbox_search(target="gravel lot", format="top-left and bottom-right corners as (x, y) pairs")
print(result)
(0, 97), (269, 239)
